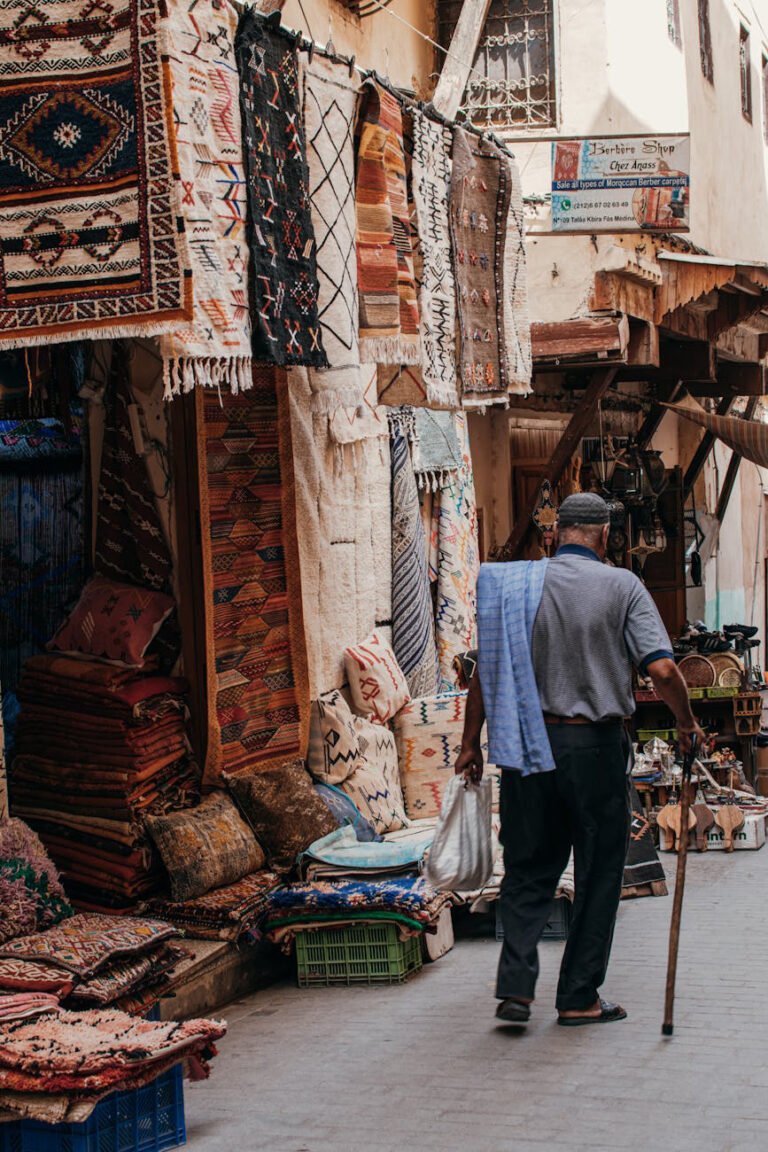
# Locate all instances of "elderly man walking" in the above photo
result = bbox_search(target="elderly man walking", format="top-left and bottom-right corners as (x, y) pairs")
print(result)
(456, 493), (703, 1027)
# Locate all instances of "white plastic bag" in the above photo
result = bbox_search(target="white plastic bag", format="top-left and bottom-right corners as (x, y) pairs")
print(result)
(424, 775), (494, 892)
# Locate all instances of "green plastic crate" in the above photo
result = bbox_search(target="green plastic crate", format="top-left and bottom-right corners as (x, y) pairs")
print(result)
(637, 728), (677, 743)
(706, 686), (739, 699)
(295, 923), (423, 987)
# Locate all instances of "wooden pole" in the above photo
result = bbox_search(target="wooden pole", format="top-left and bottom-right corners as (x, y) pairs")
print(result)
(662, 741), (697, 1036)
(495, 367), (618, 561)
(636, 379), (685, 449)
(431, 0), (492, 120)
(682, 395), (735, 502)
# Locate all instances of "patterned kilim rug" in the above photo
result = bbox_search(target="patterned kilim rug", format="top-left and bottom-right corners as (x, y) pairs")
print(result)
(390, 417), (438, 699)
(0, 0), (191, 348)
(623, 783), (667, 893)
(197, 370), (309, 785)
(161, 0), (252, 396)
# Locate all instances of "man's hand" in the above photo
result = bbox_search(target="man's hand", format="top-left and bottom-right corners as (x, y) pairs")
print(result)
(455, 742), (484, 784)
(677, 720), (707, 757)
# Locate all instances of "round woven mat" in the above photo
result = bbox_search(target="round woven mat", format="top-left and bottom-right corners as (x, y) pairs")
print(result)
(709, 651), (744, 687)
(678, 654), (716, 688)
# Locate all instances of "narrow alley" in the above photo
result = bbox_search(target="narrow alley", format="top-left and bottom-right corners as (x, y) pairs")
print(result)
(186, 852), (768, 1152)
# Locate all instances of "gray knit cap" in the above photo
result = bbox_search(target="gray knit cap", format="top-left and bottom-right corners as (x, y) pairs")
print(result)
(557, 493), (610, 527)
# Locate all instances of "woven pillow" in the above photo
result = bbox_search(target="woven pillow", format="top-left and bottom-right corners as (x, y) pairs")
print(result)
(340, 717), (408, 835)
(307, 690), (363, 785)
(0, 819), (73, 945)
(48, 575), (174, 668)
(225, 759), (338, 872)
(145, 792), (265, 902)
(344, 629), (410, 722)
(393, 691), (467, 821)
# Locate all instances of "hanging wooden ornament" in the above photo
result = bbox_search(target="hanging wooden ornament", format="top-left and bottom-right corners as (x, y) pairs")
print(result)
(532, 480), (558, 554)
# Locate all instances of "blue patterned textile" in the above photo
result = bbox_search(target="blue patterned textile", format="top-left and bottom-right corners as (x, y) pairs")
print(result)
(265, 876), (448, 926)
(314, 784), (382, 843)
(303, 825), (434, 871)
(477, 560), (554, 775)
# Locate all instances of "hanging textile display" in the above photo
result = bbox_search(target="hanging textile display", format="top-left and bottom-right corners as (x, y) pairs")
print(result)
(356, 81), (420, 366)
(412, 409), (462, 490)
(161, 0), (252, 397)
(502, 149), (532, 393)
(429, 413), (480, 691)
(95, 347), (172, 593)
(450, 128), (531, 405)
(664, 394), (768, 468)
(390, 417), (438, 699)
(301, 55), (361, 378)
(0, 0), (191, 349)
(284, 366), (392, 698)
(236, 12), (327, 368)
(197, 370), (309, 786)
(410, 111), (458, 408)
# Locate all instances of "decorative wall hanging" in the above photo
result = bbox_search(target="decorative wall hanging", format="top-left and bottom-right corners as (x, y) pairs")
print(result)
(161, 0), (252, 397)
(196, 369), (310, 786)
(356, 81), (420, 365)
(237, 12), (327, 367)
(301, 55), (361, 376)
(450, 128), (531, 405)
(0, 0), (192, 348)
(532, 480), (558, 554)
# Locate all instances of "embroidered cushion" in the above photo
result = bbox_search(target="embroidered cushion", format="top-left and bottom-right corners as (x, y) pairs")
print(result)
(225, 759), (338, 872)
(307, 690), (363, 786)
(340, 717), (408, 835)
(344, 629), (410, 722)
(48, 575), (175, 668)
(145, 792), (265, 903)
(314, 783), (382, 843)
(393, 692), (467, 821)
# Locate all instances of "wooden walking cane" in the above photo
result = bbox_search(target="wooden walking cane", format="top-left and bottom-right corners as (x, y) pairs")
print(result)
(662, 735), (698, 1037)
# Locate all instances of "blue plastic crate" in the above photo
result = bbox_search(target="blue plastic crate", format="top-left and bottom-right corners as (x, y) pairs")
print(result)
(0, 1063), (185, 1152)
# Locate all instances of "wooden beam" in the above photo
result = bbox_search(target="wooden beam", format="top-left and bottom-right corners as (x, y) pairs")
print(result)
(495, 367), (618, 561)
(682, 396), (734, 501)
(627, 320), (660, 367)
(532, 315), (629, 366)
(716, 359), (766, 395)
(636, 379), (685, 448)
(716, 397), (759, 522)
(432, 0), (492, 120)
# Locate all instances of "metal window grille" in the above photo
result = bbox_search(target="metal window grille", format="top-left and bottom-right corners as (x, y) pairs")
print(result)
(438, 0), (557, 128)
(336, 0), (395, 17)
(740, 26), (752, 121)
(666, 0), (682, 48)
(698, 0), (714, 83)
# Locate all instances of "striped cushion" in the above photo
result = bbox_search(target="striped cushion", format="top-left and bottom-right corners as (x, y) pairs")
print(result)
(394, 692), (467, 820)
(344, 629), (410, 723)
(340, 718), (408, 834)
(307, 690), (363, 786)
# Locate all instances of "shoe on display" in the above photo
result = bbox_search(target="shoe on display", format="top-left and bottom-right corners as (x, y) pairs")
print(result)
(724, 623), (758, 638)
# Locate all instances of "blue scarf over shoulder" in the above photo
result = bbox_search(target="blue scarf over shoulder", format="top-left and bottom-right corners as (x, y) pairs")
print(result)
(477, 560), (555, 775)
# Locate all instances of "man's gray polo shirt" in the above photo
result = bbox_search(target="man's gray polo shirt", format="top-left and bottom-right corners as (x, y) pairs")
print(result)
(530, 544), (673, 722)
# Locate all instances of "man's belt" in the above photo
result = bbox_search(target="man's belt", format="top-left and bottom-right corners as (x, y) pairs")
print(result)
(542, 713), (625, 726)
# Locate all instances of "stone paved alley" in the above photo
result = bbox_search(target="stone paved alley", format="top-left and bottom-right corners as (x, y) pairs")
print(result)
(186, 850), (768, 1152)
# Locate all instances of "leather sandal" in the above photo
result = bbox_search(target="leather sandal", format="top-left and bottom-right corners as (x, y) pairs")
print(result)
(557, 999), (627, 1027)
(495, 998), (531, 1024)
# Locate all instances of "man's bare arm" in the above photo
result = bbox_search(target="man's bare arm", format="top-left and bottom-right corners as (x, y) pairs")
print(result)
(455, 672), (485, 782)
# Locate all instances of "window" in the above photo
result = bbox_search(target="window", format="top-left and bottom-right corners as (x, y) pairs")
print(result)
(698, 0), (714, 83)
(438, 0), (557, 129)
(762, 54), (768, 142)
(666, 0), (682, 49)
(740, 25), (753, 121)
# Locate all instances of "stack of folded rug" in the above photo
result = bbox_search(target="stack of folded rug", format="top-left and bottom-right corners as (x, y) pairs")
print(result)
(0, 995), (225, 1124)
(144, 870), (281, 942)
(262, 876), (452, 949)
(11, 654), (200, 910)
(0, 913), (188, 1012)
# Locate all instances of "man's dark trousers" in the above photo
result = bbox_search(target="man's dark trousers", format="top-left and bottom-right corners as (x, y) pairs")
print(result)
(496, 722), (631, 1011)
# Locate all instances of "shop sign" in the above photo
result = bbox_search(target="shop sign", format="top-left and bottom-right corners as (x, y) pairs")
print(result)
(551, 134), (690, 233)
